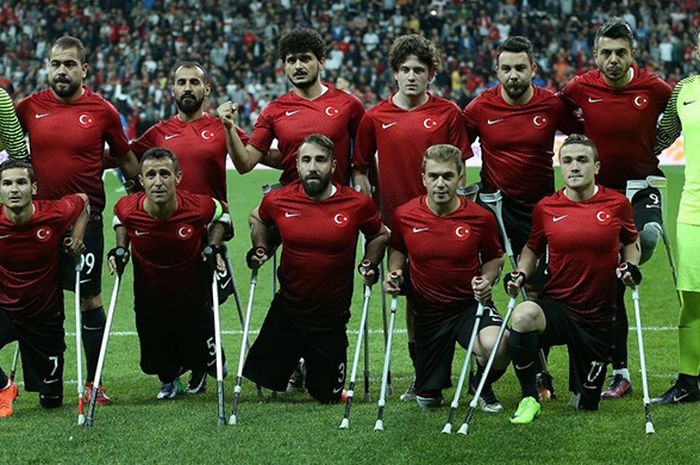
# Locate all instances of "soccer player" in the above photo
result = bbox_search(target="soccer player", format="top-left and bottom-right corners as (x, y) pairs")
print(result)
(650, 30), (700, 404)
(111, 148), (230, 399)
(505, 135), (640, 424)
(0, 160), (88, 416)
(218, 28), (365, 186)
(0, 87), (28, 160)
(384, 144), (508, 410)
(15, 36), (140, 404)
(560, 18), (672, 398)
(243, 134), (389, 404)
(351, 33), (472, 401)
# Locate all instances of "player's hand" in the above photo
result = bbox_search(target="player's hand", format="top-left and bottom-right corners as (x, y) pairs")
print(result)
(504, 271), (526, 297)
(617, 262), (642, 287)
(107, 246), (130, 277)
(64, 237), (86, 259)
(357, 259), (379, 286)
(202, 244), (226, 275)
(471, 276), (491, 303)
(246, 246), (269, 269)
(216, 101), (238, 130)
(383, 269), (403, 295)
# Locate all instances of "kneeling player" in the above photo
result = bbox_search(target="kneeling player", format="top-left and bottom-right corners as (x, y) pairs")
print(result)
(0, 160), (88, 416)
(505, 135), (641, 424)
(384, 144), (508, 410)
(243, 134), (389, 404)
(111, 148), (230, 399)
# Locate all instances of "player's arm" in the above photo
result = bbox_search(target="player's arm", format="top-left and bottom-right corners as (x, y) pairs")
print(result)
(617, 237), (642, 287)
(472, 254), (504, 303)
(247, 206), (274, 268)
(108, 217), (130, 276)
(351, 169), (372, 197)
(653, 80), (683, 156)
(357, 224), (389, 285)
(66, 193), (90, 258)
(217, 100), (265, 174)
(351, 113), (377, 197)
(203, 199), (229, 273)
(114, 149), (140, 179)
(505, 245), (540, 296)
(383, 245), (407, 294)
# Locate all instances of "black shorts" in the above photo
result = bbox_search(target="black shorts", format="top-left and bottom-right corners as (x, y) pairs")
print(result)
(60, 219), (104, 298)
(0, 309), (65, 397)
(537, 297), (614, 410)
(135, 307), (221, 383)
(630, 186), (663, 229)
(243, 305), (348, 404)
(414, 301), (503, 394)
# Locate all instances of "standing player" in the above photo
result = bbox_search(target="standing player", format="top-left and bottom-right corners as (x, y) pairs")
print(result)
(15, 36), (140, 404)
(243, 134), (389, 404)
(560, 18), (672, 398)
(505, 135), (640, 424)
(351, 34), (472, 401)
(219, 28), (365, 186)
(0, 160), (88, 416)
(651, 30), (700, 404)
(384, 145), (508, 410)
(0, 87), (28, 160)
(111, 148), (230, 399)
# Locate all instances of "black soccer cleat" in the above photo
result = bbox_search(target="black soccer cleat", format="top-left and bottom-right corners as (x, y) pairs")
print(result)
(651, 380), (699, 405)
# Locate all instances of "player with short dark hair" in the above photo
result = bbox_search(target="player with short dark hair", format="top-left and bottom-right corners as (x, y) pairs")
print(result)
(505, 135), (640, 424)
(218, 28), (365, 186)
(15, 36), (140, 405)
(0, 160), (89, 416)
(243, 134), (389, 404)
(351, 33), (472, 401)
(384, 144), (508, 410)
(560, 17), (672, 398)
(111, 147), (231, 400)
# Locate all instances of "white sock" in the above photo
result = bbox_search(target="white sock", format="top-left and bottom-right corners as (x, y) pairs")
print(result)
(613, 368), (630, 380)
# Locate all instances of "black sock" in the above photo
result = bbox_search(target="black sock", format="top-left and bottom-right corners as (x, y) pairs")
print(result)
(679, 373), (699, 391)
(509, 330), (540, 398)
(612, 284), (628, 370)
(0, 368), (8, 389)
(82, 306), (106, 383)
(408, 341), (417, 370)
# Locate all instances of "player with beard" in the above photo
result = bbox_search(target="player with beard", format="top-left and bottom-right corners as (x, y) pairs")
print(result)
(218, 28), (365, 186)
(242, 134), (389, 404)
(560, 18), (672, 399)
(351, 34), (472, 402)
(15, 36), (140, 406)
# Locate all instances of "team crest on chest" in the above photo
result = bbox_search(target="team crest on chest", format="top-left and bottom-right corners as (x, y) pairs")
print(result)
(422, 117), (439, 132)
(595, 209), (612, 225)
(35, 227), (52, 242)
(532, 114), (548, 129)
(176, 223), (194, 240)
(200, 129), (216, 143)
(454, 224), (471, 241)
(633, 94), (649, 110)
(78, 112), (95, 128)
(332, 212), (349, 228)
(324, 105), (340, 119)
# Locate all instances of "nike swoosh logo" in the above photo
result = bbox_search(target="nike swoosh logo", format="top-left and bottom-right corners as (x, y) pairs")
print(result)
(135, 230), (150, 236)
(207, 359), (216, 367)
(487, 118), (504, 125)
(412, 227), (428, 233)
(79, 279), (92, 284)
(683, 100), (695, 106)
(645, 204), (660, 209)
(588, 97), (604, 103)
(35, 113), (49, 119)
(285, 212), (301, 217)
(552, 215), (569, 222)
(164, 134), (180, 140)
(514, 361), (534, 370)
(382, 122), (397, 129)
(0, 234), (10, 239)
(285, 110), (301, 116)
(43, 378), (60, 384)
(219, 278), (232, 289)
(333, 385), (343, 394)
(673, 392), (689, 402)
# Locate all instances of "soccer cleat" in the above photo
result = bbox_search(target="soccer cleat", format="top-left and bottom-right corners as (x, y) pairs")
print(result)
(400, 379), (417, 402)
(84, 382), (113, 405)
(187, 370), (207, 394)
(156, 378), (184, 400)
(286, 360), (306, 393)
(0, 380), (18, 417)
(601, 374), (632, 399)
(416, 391), (443, 409)
(651, 380), (700, 405)
(477, 385), (504, 413)
(510, 396), (541, 424)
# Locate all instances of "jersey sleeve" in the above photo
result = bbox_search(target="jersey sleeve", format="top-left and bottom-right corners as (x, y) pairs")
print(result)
(446, 103), (473, 160)
(58, 194), (86, 230)
(0, 88), (28, 160)
(235, 125), (250, 145)
(352, 113), (377, 171)
(653, 79), (684, 156)
(463, 99), (481, 144)
(102, 100), (131, 158)
(247, 107), (275, 154)
(479, 212), (504, 262)
(348, 96), (366, 139)
(526, 201), (547, 255)
(356, 194), (382, 237)
(389, 209), (407, 253)
(559, 77), (581, 109)
(129, 125), (158, 158)
(554, 93), (584, 135)
(618, 197), (639, 245)
(257, 191), (277, 226)
(113, 197), (128, 228)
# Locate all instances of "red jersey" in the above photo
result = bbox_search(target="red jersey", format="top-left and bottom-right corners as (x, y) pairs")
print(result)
(465, 86), (582, 209)
(258, 182), (382, 326)
(130, 113), (249, 201)
(560, 66), (672, 190)
(114, 190), (222, 315)
(353, 94), (472, 227)
(0, 195), (85, 323)
(528, 187), (638, 326)
(16, 87), (131, 212)
(248, 83), (365, 186)
(391, 196), (503, 326)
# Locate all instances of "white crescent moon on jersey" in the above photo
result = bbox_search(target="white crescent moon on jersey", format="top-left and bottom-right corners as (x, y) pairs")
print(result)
(177, 226), (192, 238)
(596, 211), (611, 224)
(79, 114), (90, 125)
(423, 118), (437, 129)
(36, 228), (50, 240)
(455, 226), (469, 237)
(201, 130), (214, 140)
(325, 106), (339, 116)
(333, 213), (348, 224)
(533, 115), (545, 126)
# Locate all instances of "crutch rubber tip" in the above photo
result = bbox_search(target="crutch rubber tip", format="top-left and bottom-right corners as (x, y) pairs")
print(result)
(217, 418), (225, 427)
(339, 418), (349, 429)
(374, 420), (384, 431)
(78, 414), (85, 426)
(645, 423), (655, 435)
(456, 423), (468, 435)
(441, 424), (452, 434)
(228, 415), (237, 425)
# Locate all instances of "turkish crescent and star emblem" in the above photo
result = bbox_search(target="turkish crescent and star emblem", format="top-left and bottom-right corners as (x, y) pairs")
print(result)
(633, 94), (649, 110)
(35, 227), (52, 241)
(332, 212), (349, 228)
(532, 114), (548, 129)
(176, 223), (194, 239)
(78, 112), (95, 128)
(200, 129), (215, 142)
(595, 210), (612, 225)
(324, 105), (340, 119)
(454, 224), (471, 241)
(422, 117), (439, 132)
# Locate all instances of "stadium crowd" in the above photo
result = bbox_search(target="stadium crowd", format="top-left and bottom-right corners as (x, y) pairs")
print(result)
(1, 0), (700, 134)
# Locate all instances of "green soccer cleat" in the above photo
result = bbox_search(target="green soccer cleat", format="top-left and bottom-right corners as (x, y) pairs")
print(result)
(510, 396), (541, 424)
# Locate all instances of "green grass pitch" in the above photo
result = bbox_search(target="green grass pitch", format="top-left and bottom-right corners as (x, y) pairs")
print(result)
(1, 166), (699, 464)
